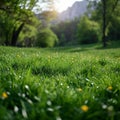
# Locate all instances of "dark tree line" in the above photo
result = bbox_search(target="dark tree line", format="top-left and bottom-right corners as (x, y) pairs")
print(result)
(51, 0), (120, 47)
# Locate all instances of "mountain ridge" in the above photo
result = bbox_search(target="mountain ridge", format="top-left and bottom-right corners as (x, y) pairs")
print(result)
(57, 0), (88, 21)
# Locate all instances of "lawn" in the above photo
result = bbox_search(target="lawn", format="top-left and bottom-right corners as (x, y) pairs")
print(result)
(0, 45), (120, 120)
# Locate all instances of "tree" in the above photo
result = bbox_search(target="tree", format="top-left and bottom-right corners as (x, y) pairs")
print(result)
(77, 16), (101, 44)
(89, 0), (119, 47)
(51, 19), (79, 46)
(38, 10), (57, 28)
(0, 0), (55, 46)
(108, 16), (120, 41)
(35, 28), (58, 47)
(18, 16), (40, 47)
(0, 11), (14, 45)
(102, 0), (107, 47)
(0, 0), (39, 46)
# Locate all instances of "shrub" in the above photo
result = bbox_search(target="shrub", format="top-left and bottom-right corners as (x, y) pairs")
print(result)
(35, 28), (58, 47)
(77, 16), (101, 44)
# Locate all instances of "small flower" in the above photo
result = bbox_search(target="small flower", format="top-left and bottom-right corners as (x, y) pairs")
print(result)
(107, 106), (114, 112)
(14, 106), (19, 113)
(107, 86), (113, 91)
(2, 92), (8, 99)
(47, 108), (54, 112)
(81, 105), (89, 112)
(56, 116), (62, 120)
(25, 85), (29, 90)
(102, 104), (107, 109)
(77, 88), (82, 92)
(22, 109), (28, 118)
(47, 100), (52, 106)
(17, 55), (20, 58)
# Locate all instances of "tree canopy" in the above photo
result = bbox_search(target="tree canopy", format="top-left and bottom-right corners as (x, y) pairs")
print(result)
(89, 0), (120, 47)
(0, 0), (56, 46)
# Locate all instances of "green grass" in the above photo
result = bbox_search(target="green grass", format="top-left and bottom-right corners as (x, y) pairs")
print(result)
(0, 45), (120, 120)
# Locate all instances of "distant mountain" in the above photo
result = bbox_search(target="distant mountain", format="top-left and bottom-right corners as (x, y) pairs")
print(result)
(56, 0), (88, 22)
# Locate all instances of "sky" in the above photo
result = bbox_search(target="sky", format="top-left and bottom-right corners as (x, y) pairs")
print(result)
(54, 0), (83, 12)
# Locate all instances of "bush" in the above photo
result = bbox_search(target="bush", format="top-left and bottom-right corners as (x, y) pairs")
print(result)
(18, 25), (37, 47)
(35, 28), (58, 47)
(77, 16), (101, 44)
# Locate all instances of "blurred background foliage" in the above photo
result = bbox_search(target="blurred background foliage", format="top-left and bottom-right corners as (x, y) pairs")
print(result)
(0, 0), (120, 47)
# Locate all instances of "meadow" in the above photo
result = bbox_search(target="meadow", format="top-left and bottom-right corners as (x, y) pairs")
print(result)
(0, 45), (120, 120)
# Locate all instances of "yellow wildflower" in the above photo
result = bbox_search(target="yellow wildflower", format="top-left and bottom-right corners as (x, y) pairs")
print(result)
(107, 86), (113, 91)
(2, 92), (8, 99)
(81, 105), (89, 112)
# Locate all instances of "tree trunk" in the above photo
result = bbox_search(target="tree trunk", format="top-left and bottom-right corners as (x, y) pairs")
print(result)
(5, 34), (9, 46)
(102, 0), (107, 47)
(11, 23), (24, 46)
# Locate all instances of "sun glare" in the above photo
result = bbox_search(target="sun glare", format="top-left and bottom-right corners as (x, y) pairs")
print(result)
(55, 0), (82, 12)
(55, 1), (70, 12)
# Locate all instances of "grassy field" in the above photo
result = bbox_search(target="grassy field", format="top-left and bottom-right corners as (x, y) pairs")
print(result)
(0, 45), (120, 120)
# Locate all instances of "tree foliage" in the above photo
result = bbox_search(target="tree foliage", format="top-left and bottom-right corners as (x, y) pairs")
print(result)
(35, 28), (58, 47)
(51, 19), (78, 46)
(0, 0), (39, 46)
(0, 0), (56, 47)
(77, 16), (101, 44)
(89, 0), (120, 47)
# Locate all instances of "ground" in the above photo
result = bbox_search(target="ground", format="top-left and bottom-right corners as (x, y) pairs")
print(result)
(0, 44), (120, 120)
